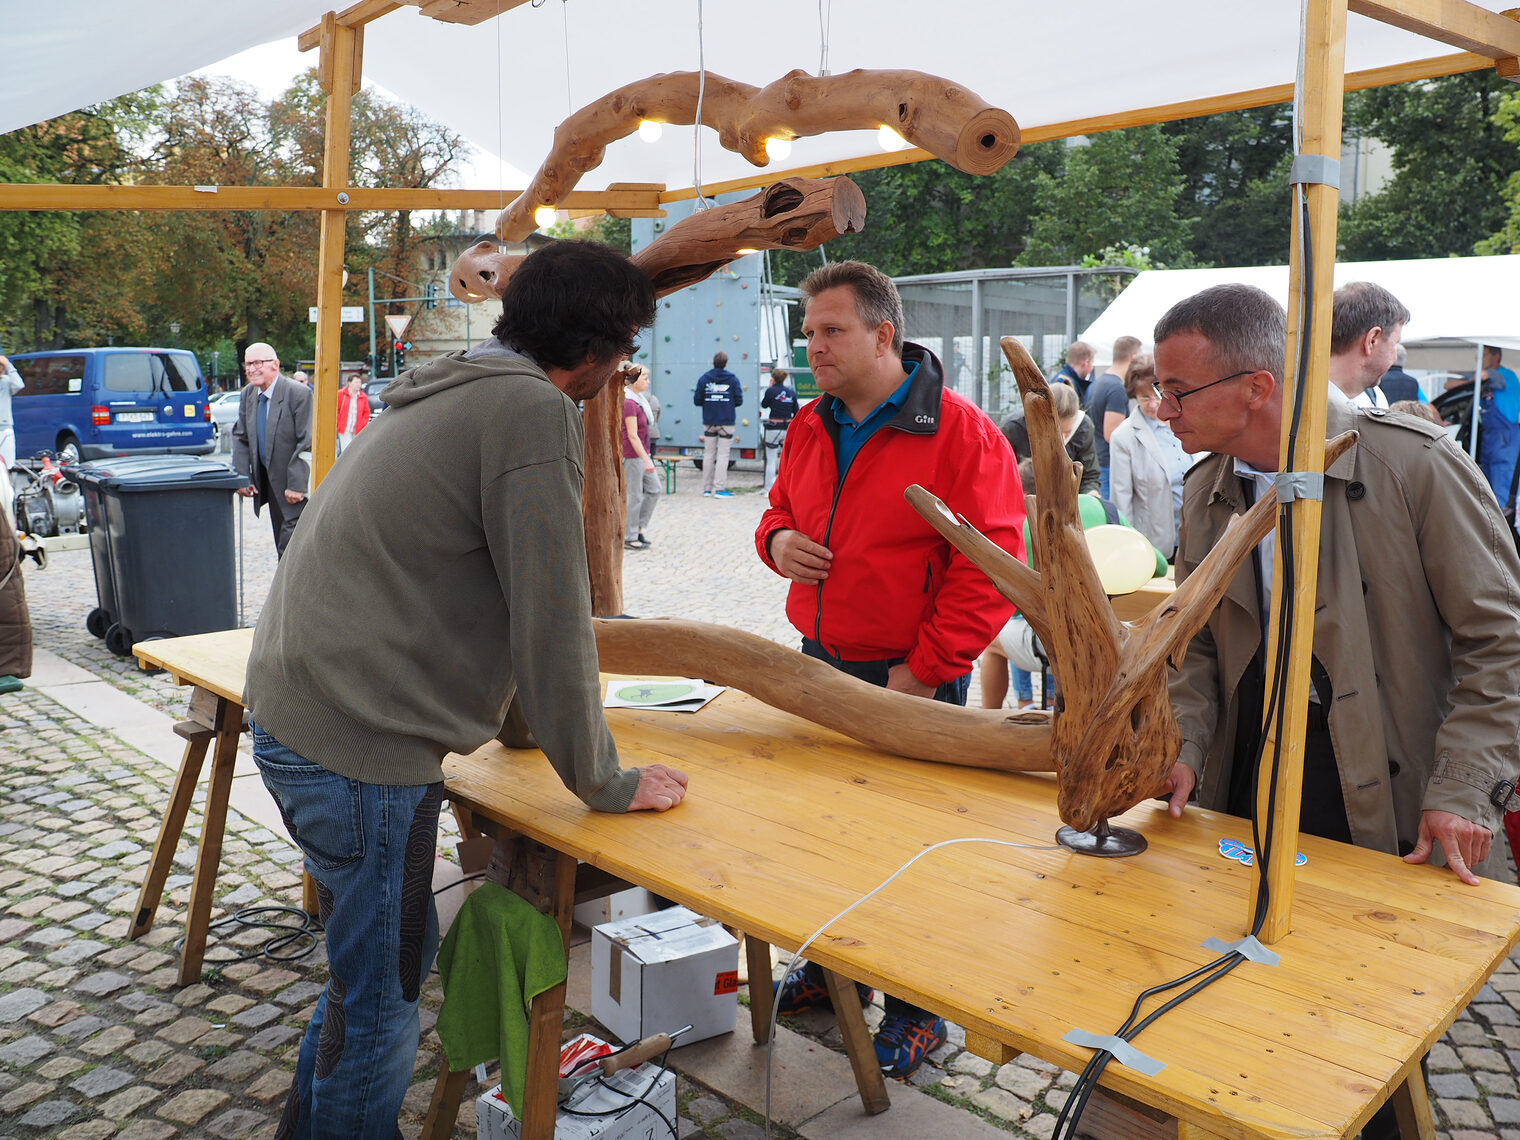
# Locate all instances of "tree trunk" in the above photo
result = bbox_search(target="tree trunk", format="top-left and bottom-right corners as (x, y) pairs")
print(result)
(582, 380), (626, 617)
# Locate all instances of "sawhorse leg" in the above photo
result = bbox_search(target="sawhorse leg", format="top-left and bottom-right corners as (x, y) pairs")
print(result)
(821, 967), (891, 1114)
(422, 831), (577, 1140)
(745, 935), (776, 1044)
(177, 694), (242, 985)
(128, 716), (214, 941)
(1391, 1068), (1435, 1140)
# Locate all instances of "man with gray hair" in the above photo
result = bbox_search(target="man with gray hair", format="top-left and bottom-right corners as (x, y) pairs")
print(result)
(1378, 342), (1423, 405)
(1153, 282), (1520, 902)
(1328, 280), (1410, 409)
(231, 343), (311, 556)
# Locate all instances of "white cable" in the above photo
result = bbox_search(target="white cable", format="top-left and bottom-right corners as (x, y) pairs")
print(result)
(561, 0), (573, 117)
(761, 835), (1063, 1138)
(693, 0), (708, 209)
(817, 0), (832, 76)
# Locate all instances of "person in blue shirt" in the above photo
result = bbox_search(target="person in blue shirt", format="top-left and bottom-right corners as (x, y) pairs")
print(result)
(693, 352), (743, 497)
(759, 367), (799, 492)
(1446, 345), (1520, 505)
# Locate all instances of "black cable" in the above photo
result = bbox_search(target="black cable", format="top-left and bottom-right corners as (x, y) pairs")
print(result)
(1055, 184), (1321, 1140)
(432, 871), (488, 895)
(174, 904), (322, 964)
(557, 1044), (679, 1140)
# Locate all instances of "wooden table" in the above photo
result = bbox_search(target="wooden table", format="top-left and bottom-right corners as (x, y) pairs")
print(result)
(130, 628), (317, 984)
(445, 687), (1520, 1140)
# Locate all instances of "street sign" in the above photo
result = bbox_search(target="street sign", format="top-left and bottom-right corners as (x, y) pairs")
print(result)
(384, 313), (413, 339)
(309, 306), (365, 323)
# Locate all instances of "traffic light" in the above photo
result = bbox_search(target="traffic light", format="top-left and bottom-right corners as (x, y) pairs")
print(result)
(424, 282), (437, 310)
(394, 341), (406, 372)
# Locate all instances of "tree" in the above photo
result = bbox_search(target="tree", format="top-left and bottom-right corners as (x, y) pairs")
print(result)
(1018, 125), (1192, 267)
(1477, 86), (1520, 256)
(1166, 105), (1294, 267)
(1340, 72), (1519, 260)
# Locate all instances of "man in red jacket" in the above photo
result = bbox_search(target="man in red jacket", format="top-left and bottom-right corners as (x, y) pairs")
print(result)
(754, 260), (1025, 1077)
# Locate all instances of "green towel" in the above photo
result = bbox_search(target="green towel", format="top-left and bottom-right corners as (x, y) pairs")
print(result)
(435, 881), (568, 1118)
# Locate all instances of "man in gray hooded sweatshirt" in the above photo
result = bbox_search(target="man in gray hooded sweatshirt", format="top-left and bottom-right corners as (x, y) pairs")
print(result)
(245, 240), (688, 1136)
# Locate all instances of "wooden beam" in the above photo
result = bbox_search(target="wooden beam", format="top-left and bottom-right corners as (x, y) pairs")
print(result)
(1348, 0), (1520, 60)
(0, 185), (666, 213)
(1250, 0), (1348, 944)
(299, 0), (532, 50)
(299, 0), (402, 51)
(658, 49), (1493, 203)
(312, 19), (361, 491)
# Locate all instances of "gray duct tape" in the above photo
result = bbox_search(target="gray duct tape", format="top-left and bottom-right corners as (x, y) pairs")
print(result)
(1201, 934), (1281, 966)
(1275, 471), (1324, 503)
(1060, 1028), (1166, 1076)
(1289, 154), (1341, 189)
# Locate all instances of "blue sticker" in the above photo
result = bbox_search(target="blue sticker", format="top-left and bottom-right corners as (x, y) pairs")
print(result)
(1219, 838), (1306, 867)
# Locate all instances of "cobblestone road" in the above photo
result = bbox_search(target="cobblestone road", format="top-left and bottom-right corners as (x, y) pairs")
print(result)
(3, 458), (1518, 1138)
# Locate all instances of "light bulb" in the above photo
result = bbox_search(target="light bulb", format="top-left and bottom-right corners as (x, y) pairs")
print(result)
(877, 125), (909, 152)
(637, 119), (663, 143)
(736, 248), (760, 255)
(534, 206), (558, 229)
(764, 136), (792, 161)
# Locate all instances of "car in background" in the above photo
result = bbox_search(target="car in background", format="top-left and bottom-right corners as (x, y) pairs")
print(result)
(10, 347), (215, 463)
(365, 377), (393, 415)
(208, 389), (244, 451)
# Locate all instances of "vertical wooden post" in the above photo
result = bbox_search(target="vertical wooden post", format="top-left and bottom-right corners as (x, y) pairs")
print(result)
(313, 14), (362, 491)
(1250, 0), (1347, 943)
(582, 382), (627, 616)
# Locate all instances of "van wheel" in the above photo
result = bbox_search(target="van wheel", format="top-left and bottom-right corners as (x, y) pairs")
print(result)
(86, 608), (110, 639)
(56, 434), (82, 466)
(104, 623), (134, 657)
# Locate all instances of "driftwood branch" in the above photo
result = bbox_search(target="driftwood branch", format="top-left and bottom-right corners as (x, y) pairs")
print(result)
(593, 618), (1053, 773)
(903, 335), (1358, 833)
(449, 176), (865, 305)
(496, 68), (1018, 241)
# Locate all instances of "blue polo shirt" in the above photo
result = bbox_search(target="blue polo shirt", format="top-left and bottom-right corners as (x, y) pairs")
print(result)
(833, 364), (918, 474)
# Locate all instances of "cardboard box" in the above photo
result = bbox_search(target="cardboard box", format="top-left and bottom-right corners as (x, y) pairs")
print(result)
(591, 905), (739, 1046)
(476, 1062), (677, 1140)
(574, 886), (659, 931)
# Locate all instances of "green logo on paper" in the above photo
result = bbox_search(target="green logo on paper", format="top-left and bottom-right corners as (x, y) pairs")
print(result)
(614, 682), (699, 704)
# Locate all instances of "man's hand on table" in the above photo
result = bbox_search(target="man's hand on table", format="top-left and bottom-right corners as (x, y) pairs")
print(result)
(1405, 809), (1491, 886)
(1160, 761), (1196, 818)
(886, 663), (935, 699)
(628, 763), (689, 811)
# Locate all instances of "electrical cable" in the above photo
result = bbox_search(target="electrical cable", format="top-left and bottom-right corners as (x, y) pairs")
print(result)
(557, 1041), (679, 1140)
(761, 835), (1063, 1140)
(174, 904), (322, 965)
(693, 0), (708, 209)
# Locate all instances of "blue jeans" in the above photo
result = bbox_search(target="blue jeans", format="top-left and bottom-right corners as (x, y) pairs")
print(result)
(253, 728), (442, 1139)
(1012, 667), (1034, 703)
(1098, 464), (1111, 500)
(799, 638), (967, 1023)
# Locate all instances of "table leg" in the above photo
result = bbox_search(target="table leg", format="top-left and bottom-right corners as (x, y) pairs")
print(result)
(301, 871), (319, 919)
(421, 1068), (472, 1140)
(1391, 1068), (1435, 1140)
(821, 967), (890, 1115)
(745, 935), (776, 1044)
(177, 696), (240, 986)
(128, 723), (212, 940)
(520, 849), (578, 1140)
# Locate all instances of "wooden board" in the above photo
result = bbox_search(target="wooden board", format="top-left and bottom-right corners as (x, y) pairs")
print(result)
(135, 627), (254, 704)
(445, 685), (1520, 1140)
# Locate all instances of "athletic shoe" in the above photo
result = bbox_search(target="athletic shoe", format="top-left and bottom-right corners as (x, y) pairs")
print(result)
(773, 961), (872, 1015)
(702, 490), (714, 497)
(873, 1014), (947, 1078)
(714, 490), (734, 498)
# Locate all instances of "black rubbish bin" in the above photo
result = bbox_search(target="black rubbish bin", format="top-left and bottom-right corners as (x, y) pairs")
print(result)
(70, 456), (248, 656)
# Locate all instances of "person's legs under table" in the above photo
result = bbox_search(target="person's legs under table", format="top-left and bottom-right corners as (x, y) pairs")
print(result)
(253, 728), (442, 1139)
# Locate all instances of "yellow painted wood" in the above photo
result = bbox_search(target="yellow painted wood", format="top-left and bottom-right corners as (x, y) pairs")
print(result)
(1250, 0), (1347, 945)
(0, 185), (665, 213)
(1349, 0), (1520, 58)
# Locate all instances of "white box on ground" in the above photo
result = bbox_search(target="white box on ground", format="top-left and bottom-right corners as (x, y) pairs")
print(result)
(591, 905), (739, 1046)
(476, 1063), (677, 1140)
(574, 886), (658, 930)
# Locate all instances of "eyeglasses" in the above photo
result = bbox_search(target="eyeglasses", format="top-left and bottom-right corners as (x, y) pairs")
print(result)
(244, 359), (277, 369)
(1152, 370), (1255, 414)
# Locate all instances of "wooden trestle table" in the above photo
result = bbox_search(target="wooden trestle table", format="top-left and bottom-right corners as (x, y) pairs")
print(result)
(130, 629), (1520, 1140)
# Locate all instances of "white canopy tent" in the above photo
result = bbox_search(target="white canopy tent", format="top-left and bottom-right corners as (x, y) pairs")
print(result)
(4, 1), (1515, 195)
(1079, 255), (1520, 362)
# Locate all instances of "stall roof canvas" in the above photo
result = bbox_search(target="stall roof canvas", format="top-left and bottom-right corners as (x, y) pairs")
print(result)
(5, 1), (1513, 192)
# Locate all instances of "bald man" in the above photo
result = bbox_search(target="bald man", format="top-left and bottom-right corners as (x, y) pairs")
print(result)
(231, 343), (312, 556)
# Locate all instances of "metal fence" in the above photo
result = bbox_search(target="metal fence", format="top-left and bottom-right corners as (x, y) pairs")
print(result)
(895, 266), (1135, 420)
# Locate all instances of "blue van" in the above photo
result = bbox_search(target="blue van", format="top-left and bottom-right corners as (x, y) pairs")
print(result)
(10, 347), (215, 463)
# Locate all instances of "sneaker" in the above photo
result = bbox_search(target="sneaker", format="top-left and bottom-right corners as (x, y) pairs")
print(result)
(773, 961), (872, 1016)
(714, 490), (734, 498)
(873, 1014), (946, 1079)
(702, 490), (714, 497)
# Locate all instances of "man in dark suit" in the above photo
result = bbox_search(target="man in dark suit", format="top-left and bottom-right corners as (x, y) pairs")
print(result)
(1379, 343), (1423, 404)
(232, 343), (311, 556)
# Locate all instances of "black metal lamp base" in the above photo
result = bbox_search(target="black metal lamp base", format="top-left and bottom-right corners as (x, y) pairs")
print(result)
(1055, 819), (1148, 858)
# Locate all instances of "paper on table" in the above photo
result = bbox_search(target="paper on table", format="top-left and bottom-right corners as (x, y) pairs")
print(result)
(604, 678), (725, 714)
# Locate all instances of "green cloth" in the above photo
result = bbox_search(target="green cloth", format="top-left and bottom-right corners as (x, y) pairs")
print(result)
(1022, 494), (1169, 578)
(436, 882), (568, 1118)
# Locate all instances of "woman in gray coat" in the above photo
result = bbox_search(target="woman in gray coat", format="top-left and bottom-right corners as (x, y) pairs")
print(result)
(1109, 355), (1190, 561)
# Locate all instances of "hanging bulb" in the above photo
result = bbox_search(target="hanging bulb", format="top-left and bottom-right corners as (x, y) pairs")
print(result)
(534, 206), (559, 229)
(736, 248), (760, 256)
(763, 136), (792, 162)
(877, 125), (909, 152)
(637, 119), (663, 143)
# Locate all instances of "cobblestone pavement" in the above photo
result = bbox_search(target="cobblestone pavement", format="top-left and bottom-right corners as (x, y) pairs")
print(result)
(4, 458), (1519, 1137)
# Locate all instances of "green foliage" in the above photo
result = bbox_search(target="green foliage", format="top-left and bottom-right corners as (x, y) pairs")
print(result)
(1476, 86), (1520, 256)
(1166, 105), (1294, 266)
(1340, 72), (1519, 260)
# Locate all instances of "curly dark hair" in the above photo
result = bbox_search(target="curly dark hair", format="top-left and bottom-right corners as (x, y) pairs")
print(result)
(493, 240), (656, 371)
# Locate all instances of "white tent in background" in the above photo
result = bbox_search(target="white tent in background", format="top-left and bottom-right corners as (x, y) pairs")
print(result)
(1078, 256), (1520, 362)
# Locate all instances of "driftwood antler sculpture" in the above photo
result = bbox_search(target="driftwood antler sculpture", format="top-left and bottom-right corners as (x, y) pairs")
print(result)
(495, 69), (1018, 242)
(450, 176), (865, 305)
(904, 336), (1357, 833)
